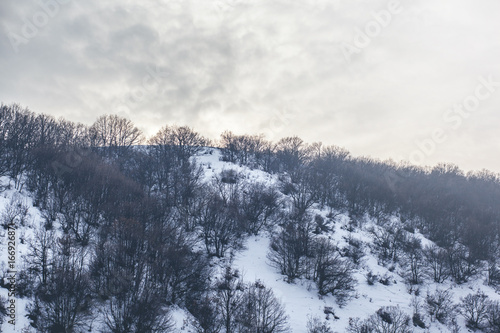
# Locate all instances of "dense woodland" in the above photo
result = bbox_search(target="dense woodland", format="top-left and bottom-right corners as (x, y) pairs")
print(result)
(1, 103), (500, 332)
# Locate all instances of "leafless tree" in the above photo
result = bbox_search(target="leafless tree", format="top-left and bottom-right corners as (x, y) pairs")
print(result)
(236, 280), (290, 333)
(311, 238), (356, 305)
(347, 306), (412, 333)
(426, 288), (456, 324)
(89, 114), (143, 155)
(460, 290), (489, 330)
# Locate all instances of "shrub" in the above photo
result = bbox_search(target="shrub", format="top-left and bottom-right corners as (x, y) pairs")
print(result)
(347, 306), (412, 333)
(307, 316), (333, 333)
(460, 290), (489, 330)
(311, 238), (356, 305)
(426, 288), (455, 324)
(365, 271), (378, 286)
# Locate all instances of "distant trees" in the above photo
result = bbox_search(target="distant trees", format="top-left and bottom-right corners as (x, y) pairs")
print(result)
(275, 136), (308, 178)
(1, 104), (38, 187)
(220, 131), (268, 167)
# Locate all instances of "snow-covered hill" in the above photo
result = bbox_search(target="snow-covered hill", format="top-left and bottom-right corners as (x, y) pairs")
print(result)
(1, 148), (500, 332)
(192, 148), (500, 332)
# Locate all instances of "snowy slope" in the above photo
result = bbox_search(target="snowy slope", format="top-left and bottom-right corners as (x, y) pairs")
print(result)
(193, 148), (500, 333)
(1, 149), (500, 332)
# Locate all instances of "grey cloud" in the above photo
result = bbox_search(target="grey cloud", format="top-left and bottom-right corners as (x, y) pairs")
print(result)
(0, 0), (499, 172)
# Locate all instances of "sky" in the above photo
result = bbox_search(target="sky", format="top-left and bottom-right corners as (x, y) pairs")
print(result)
(1, 0), (499, 173)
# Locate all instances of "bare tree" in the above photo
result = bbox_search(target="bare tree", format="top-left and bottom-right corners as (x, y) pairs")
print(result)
(149, 125), (206, 162)
(198, 193), (238, 258)
(268, 222), (307, 282)
(486, 301), (500, 333)
(29, 237), (92, 333)
(238, 182), (280, 235)
(236, 280), (290, 333)
(460, 291), (489, 330)
(306, 316), (333, 333)
(426, 288), (456, 324)
(347, 306), (412, 333)
(25, 227), (55, 288)
(311, 238), (356, 305)
(275, 136), (307, 177)
(89, 114), (143, 155)
(216, 266), (246, 333)
(423, 244), (450, 283)
(402, 235), (424, 285)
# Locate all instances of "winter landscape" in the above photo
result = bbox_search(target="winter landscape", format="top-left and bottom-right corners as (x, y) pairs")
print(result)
(0, 107), (499, 332)
(1, 0), (500, 332)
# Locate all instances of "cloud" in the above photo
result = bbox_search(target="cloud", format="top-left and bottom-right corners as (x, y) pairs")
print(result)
(1, 0), (499, 172)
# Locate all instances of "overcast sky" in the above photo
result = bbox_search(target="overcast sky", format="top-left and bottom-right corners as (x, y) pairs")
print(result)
(1, 0), (499, 172)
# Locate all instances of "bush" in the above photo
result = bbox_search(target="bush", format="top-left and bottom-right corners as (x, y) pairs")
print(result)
(237, 281), (291, 333)
(460, 290), (489, 330)
(486, 301), (500, 333)
(412, 313), (426, 329)
(307, 316), (333, 333)
(220, 169), (239, 184)
(311, 238), (356, 305)
(347, 306), (412, 333)
(378, 273), (393, 286)
(365, 271), (378, 286)
(426, 288), (455, 324)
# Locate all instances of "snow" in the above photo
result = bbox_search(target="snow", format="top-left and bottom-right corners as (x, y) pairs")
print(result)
(232, 210), (500, 332)
(194, 148), (279, 186)
(2, 150), (500, 332)
(233, 235), (335, 331)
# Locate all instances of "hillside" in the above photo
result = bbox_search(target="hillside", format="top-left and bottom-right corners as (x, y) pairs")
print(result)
(0, 148), (498, 332)
(1, 105), (500, 332)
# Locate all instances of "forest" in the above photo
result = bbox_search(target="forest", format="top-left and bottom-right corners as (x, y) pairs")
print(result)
(1, 103), (500, 332)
